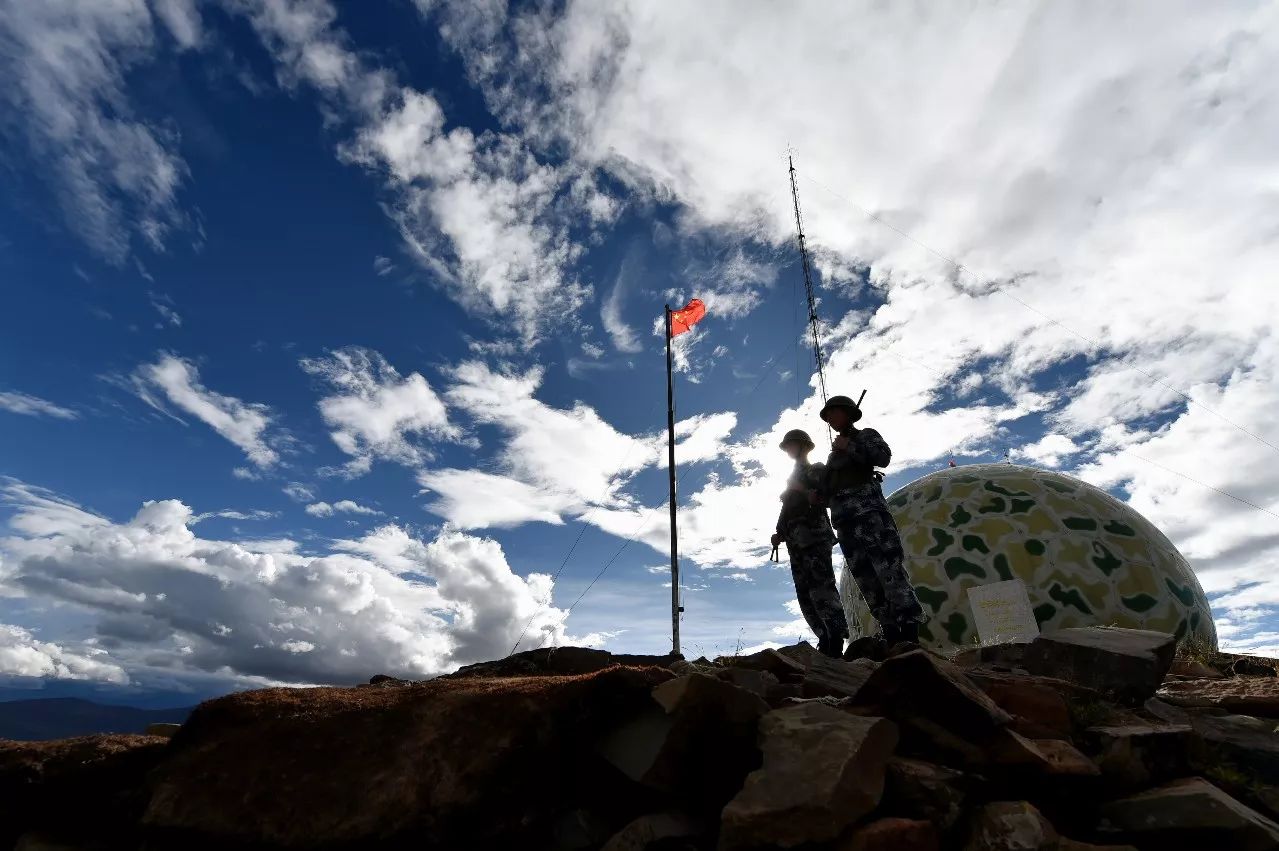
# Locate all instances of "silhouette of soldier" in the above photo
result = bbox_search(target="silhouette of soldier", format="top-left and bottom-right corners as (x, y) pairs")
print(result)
(818, 395), (926, 648)
(771, 429), (848, 658)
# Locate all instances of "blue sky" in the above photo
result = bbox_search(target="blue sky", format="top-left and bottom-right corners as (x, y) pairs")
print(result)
(2, 1), (1278, 705)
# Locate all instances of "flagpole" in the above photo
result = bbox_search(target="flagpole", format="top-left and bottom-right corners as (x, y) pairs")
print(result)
(665, 304), (682, 657)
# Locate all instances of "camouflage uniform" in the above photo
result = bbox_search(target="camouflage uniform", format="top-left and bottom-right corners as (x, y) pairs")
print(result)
(776, 459), (848, 647)
(825, 427), (926, 635)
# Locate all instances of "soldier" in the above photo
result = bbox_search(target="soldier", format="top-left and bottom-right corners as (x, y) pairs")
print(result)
(818, 395), (927, 648)
(771, 429), (848, 658)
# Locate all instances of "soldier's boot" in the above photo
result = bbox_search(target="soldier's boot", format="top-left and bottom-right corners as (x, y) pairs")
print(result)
(843, 635), (887, 662)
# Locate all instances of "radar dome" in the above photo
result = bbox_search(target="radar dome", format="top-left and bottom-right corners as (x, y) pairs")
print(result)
(840, 463), (1216, 652)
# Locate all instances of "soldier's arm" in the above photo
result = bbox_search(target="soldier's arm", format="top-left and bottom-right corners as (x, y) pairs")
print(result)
(857, 428), (892, 468)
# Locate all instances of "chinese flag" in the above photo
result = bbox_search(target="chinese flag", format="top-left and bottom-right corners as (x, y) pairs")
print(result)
(668, 299), (707, 337)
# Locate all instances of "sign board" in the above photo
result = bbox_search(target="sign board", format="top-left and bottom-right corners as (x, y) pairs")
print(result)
(967, 579), (1039, 646)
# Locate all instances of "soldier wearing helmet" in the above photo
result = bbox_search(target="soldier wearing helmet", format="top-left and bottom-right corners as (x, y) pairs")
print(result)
(771, 428), (847, 658)
(819, 395), (926, 649)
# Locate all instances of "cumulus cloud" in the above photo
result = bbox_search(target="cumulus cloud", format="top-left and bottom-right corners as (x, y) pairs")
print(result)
(0, 624), (128, 685)
(304, 499), (381, 518)
(0, 391), (78, 420)
(130, 354), (283, 469)
(0, 0), (192, 262)
(0, 480), (574, 683)
(300, 347), (459, 475)
(1015, 433), (1081, 468)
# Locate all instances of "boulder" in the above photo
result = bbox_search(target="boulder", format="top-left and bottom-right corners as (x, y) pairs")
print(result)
(985, 728), (1052, 770)
(803, 656), (878, 700)
(716, 648), (807, 680)
(1146, 699), (1279, 786)
(0, 735), (169, 848)
(365, 673), (412, 687)
(713, 667), (779, 699)
(765, 683), (804, 706)
(601, 812), (704, 851)
(1210, 653), (1277, 678)
(1167, 659), (1224, 679)
(836, 817), (940, 851)
(601, 673), (768, 810)
(963, 801), (1058, 850)
(776, 641), (823, 668)
(1032, 739), (1100, 777)
(857, 650), (1012, 738)
(1099, 777), (1279, 851)
(897, 714), (989, 767)
(1020, 628), (1176, 704)
(883, 757), (971, 830)
(446, 646), (617, 678)
(1082, 724), (1193, 791)
(1158, 677), (1279, 718)
(145, 666), (672, 848)
(719, 704), (898, 849)
(969, 670), (1075, 739)
(144, 722), (181, 739)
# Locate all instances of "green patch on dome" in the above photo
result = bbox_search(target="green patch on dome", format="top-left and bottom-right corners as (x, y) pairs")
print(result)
(949, 505), (973, 527)
(985, 480), (1031, 498)
(1165, 579), (1195, 608)
(961, 535), (990, 555)
(1174, 618), (1188, 641)
(1091, 542), (1122, 576)
(1050, 583), (1093, 615)
(1033, 603), (1057, 627)
(927, 487), (944, 503)
(1103, 520), (1137, 537)
(949, 475), (981, 484)
(943, 612), (968, 645)
(1024, 539), (1046, 556)
(915, 585), (949, 614)
(944, 557), (987, 580)
(1009, 498), (1035, 514)
(927, 529), (955, 556)
(993, 554), (1014, 582)
(918, 621), (936, 644)
(1190, 610), (1201, 631)
(979, 496), (1007, 514)
(888, 492), (909, 508)
(1063, 517), (1098, 531)
(1042, 479), (1076, 494)
(1122, 593), (1159, 613)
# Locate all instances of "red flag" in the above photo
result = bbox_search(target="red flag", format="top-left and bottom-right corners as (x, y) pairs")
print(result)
(668, 299), (706, 337)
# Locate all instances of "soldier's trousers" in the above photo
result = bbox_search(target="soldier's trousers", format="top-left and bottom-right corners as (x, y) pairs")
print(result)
(787, 544), (848, 644)
(833, 506), (926, 632)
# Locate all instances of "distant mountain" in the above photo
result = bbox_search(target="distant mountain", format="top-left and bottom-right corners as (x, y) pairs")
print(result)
(0, 697), (194, 741)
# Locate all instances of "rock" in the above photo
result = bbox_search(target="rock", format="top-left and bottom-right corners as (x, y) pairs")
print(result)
(1082, 724), (1193, 791)
(553, 808), (616, 850)
(985, 728), (1051, 769)
(713, 667), (779, 698)
(719, 704), (898, 849)
(836, 817), (939, 851)
(366, 673), (411, 687)
(144, 722), (181, 739)
(1210, 653), (1278, 678)
(1167, 659), (1224, 679)
(857, 650), (1012, 738)
(1033, 739), (1100, 777)
(844, 636), (888, 662)
(776, 641), (823, 668)
(716, 648), (807, 680)
(963, 801), (1058, 850)
(446, 646), (616, 678)
(803, 656), (878, 700)
(0, 735), (169, 848)
(1020, 628), (1176, 704)
(1158, 677), (1279, 718)
(898, 714), (989, 767)
(969, 669), (1075, 739)
(883, 757), (970, 830)
(601, 673), (768, 810)
(145, 666), (672, 847)
(765, 682), (804, 705)
(1099, 777), (1279, 851)
(601, 812), (703, 851)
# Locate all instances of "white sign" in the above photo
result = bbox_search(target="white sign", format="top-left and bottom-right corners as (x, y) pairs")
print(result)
(967, 579), (1039, 646)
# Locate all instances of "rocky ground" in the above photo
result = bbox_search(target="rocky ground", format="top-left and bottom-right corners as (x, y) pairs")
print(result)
(3, 630), (1279, 850)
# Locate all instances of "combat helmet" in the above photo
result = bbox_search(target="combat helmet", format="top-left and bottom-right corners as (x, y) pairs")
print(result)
(778, 429), (815, 451)
(819, 395), (863, 424)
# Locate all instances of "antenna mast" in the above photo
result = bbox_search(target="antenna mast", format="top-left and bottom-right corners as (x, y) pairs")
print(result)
(788, 155), (828, 403)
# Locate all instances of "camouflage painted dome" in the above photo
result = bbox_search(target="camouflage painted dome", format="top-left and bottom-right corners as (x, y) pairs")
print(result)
(839, 463), (1216, 652)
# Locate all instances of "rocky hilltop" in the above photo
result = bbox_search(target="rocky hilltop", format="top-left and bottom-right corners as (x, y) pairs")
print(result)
(4, 630), (1279, 850)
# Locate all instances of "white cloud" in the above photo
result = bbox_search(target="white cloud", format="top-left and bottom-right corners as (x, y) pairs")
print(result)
(152, 0), (202, 49)
(0, 391), (78, 420)
(1015, 433), (1081, 468)
(0, 0), (190, 262)
(0, 624), (128, 685)
(282, 483), (315, 503)
(300, 347), (459, 475)
(305, 499), (381, 518)
(372, 255), (395, 276)
(602, 251), (643, 353)
(131, 354), (282, 468)
(0, 480), (574, 683)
